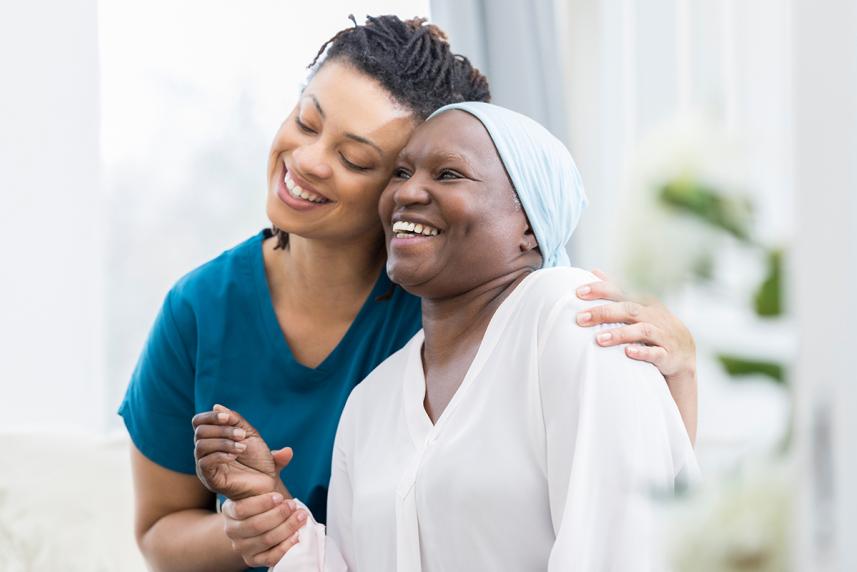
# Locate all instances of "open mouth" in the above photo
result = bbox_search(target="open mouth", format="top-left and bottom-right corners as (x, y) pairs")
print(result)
(284, 168), (331, 204)
(392, 219), (441, 238)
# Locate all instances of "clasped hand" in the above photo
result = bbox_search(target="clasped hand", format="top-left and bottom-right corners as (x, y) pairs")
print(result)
(192, 404), (307, 568)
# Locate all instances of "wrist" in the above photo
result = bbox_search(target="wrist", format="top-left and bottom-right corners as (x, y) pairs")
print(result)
(665, 365), (697, 389)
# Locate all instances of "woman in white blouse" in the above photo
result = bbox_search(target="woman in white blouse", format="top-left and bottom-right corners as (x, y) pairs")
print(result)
(193, 102), (698, 571)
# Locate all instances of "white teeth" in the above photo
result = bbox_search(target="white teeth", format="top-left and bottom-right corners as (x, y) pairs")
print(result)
(284, 171), (327, 203)
(392, 220), (441, 236)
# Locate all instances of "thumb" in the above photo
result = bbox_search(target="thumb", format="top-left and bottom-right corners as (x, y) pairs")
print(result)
(272, 446), (294, 471)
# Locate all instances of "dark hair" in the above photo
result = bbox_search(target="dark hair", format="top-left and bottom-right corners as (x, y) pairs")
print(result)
(273, 15), (491, 250)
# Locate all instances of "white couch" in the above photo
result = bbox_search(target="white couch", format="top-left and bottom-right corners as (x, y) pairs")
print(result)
(0, 432), (147, 571)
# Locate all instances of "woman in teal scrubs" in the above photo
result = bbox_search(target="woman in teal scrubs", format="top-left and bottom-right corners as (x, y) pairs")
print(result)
(120, 16), (698, 572)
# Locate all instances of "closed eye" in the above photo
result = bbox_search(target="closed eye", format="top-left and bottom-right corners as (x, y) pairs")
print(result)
(295, 117), (317, 134)
(340, 154), (371, 172)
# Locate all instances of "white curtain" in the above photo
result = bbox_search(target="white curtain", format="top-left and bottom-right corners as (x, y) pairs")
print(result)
(429, 0), (569, 143)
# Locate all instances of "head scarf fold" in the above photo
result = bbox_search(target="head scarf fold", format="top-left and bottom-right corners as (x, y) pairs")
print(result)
(427, 102), (587, 268)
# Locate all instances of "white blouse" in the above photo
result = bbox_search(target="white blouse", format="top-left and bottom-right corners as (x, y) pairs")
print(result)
(273, 268), (699, 572)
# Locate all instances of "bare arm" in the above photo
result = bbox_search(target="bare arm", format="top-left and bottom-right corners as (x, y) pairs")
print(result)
(575, 269), (698, 444)
(130, 444), (247, 572)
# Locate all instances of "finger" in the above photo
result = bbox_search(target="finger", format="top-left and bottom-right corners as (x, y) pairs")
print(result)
(192, 409), (240, 429)
(195, 437), (247, 459)
(577, 300), (644, 327)
(594, 322), (663, 348)
(247, 530), (302, 568)
(225, 498), (296, 539)
(591, 268), (610, 281)
(576, 278), (626, 303)
(223, 492), (286, 521)
(235, 509), (308, 566)
(212, 404), (262, 438)
(625, 344), (668, 368)
(272, 447), (294, 472)
(194, 423), (247, 441)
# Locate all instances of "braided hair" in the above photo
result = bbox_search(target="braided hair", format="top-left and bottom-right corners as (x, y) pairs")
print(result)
(273, 15), (491, 249)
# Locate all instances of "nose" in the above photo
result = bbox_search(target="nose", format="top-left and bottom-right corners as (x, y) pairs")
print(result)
(291, 140), (333, 180)
(393, 173), (432, 207)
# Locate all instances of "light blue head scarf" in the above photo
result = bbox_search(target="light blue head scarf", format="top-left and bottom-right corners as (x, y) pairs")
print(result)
(427, 102), (587, 268)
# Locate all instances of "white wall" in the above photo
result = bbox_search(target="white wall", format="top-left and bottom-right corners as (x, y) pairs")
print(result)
(792, 2), (857, 570)
(0, 1), (105, 433)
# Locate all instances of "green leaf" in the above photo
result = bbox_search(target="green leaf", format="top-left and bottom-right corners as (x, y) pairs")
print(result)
(658, 178), (754, 242)
(717, 354), (786, 384)
(754, 248), (783, 317)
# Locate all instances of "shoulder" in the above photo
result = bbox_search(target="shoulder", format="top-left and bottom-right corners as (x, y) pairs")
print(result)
(514, 267), (603, 329)
(170, 231), (265, 303)
(346, 332), (421, 409)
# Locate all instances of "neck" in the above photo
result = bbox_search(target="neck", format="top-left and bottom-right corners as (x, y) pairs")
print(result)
(420, 269), (533, 363)
(266, 230), (386, 317)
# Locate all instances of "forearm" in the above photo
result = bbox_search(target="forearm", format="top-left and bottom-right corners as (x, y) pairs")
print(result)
(140, 508), (246, 572)
(665, 370), (698, 445)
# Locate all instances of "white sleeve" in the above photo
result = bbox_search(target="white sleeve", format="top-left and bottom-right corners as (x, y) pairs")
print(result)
(271, 396), (359, 572)
(537, 294), (695, 572)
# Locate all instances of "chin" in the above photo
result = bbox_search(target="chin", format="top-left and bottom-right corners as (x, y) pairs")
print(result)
(386, 261), (424, 289)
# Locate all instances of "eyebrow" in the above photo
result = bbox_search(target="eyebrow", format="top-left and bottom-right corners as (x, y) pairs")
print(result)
(305, 94), (385, 157)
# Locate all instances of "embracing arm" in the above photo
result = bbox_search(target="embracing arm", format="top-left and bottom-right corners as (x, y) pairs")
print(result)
(575, 270), (698, 443)
(130, 445), (246, 572)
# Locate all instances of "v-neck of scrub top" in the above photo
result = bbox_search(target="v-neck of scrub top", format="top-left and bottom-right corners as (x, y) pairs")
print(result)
(395, 272), (540, 571)
(250, 235), (391, 380)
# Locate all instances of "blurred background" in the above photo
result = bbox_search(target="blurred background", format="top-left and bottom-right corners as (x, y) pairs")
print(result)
(0, 0), (853, 570)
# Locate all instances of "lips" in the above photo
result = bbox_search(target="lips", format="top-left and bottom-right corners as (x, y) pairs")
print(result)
(274, 159), (333, 211)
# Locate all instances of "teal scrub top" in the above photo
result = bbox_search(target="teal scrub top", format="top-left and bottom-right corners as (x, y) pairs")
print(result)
(119, 229), (421, 569)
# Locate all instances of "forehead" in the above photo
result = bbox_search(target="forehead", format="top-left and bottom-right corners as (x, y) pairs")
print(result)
(304, 61), (416, 146)
(403, 110), (504, 168)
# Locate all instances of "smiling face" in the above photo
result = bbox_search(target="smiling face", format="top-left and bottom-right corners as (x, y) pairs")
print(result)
(266, 60), (418, 244)
(379, 110), (541, 299)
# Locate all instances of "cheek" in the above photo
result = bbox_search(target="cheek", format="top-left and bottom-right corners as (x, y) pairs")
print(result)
(377, 184), (396, 220)
(338, 175), (389, 217)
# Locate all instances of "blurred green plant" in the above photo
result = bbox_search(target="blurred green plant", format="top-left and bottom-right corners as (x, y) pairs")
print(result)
(717, 355), (785, 384)
(659, 177), (754, 242)
(656, 178), (787, 384)
(753, 249), (783, 317)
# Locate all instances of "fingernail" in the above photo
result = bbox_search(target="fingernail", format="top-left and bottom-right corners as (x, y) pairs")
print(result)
(577, 286), (591, 297)
(627, 345), (639, 354)
(597, 332), (612, 344)
(233, 428), (246, 440)
(297, 511), (307, 522)
(234, 442), (247, 452)
(287, 500), (296, 510)
(576, 312), (591, 325)
(272, 493), (284, 504)
(217, 413), (230, 423)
